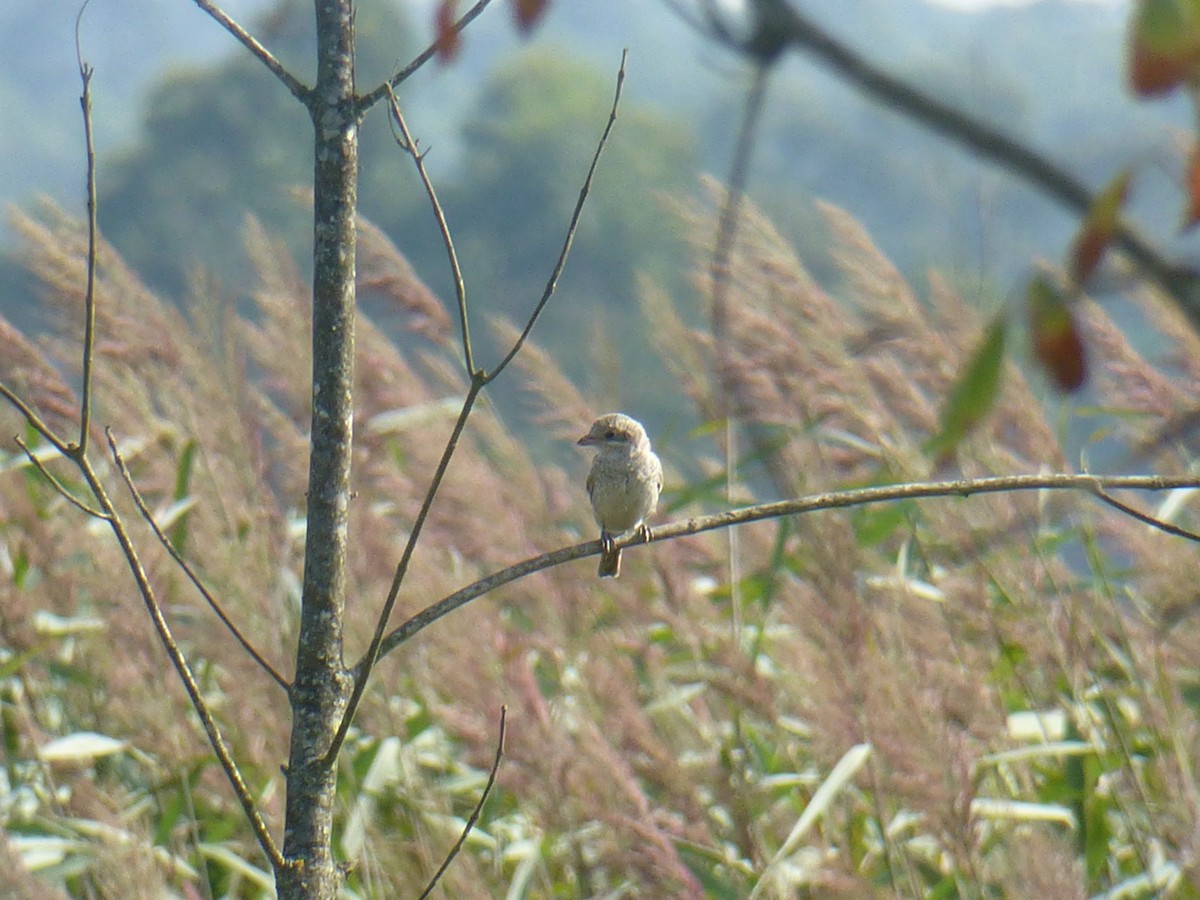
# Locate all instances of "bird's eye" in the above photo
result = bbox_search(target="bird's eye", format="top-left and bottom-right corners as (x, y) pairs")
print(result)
(604, 430), (616, 440)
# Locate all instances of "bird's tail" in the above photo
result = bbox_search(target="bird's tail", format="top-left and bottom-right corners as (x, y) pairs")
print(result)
(598, 546), (621, 578)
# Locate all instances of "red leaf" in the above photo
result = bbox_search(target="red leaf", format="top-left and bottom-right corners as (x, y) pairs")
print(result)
(1069, 169), (1131, 284)
(1128, 0), (1200, 96)
(435, 0), (461, 62)
(512, 0), (551, 32)
(1029, 276), (1086, 392)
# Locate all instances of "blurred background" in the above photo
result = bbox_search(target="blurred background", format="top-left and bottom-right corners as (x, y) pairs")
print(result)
(2, 0), (1188, 441)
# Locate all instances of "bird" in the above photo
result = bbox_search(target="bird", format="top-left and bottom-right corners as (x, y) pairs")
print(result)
(577, 413), (663, 578)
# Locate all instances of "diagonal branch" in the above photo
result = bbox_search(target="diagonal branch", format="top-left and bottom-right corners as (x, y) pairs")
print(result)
(418, 705), (507, 899)
(96, 431), (281, 868)
(1093, 485), (1200, 543)
(370, 471), (1200, 662)
(110, 438), (290, 692)
(325, 377), (486, 765)
(387, 88), (475, 375)
(14, 436), (107, 520)
(359, 0), (498, 112)
(191, 0), (310, 103)
(485, 49), (629, 384)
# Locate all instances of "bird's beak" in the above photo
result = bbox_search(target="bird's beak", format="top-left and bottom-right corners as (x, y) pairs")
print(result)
(576, 434), (596, 446)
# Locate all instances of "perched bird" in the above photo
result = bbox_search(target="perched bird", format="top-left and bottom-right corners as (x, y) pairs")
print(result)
(577, 413), (663, 578)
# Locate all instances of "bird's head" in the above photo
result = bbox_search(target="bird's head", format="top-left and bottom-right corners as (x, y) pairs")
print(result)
(577, 413), (647, 450)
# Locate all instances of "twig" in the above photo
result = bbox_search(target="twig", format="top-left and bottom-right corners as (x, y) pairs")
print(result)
(486, 49), (629, 384)
(387, 89), (475, 375)
(417, 705), (507, 900)
(370, 471), (1200, 662)
(73, 10), (97, 456)
(93, 432), (283, 869)
(1092, 485), (1200, 543)
(359, 0), (498, 111)
(190, 0), (310, 103)
(0, 383), (71, 455)
(14, 436), (107, 520)
(109, 435), (290, 691)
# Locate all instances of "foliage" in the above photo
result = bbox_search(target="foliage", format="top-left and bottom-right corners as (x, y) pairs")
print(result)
(3, 183), (1200, 896)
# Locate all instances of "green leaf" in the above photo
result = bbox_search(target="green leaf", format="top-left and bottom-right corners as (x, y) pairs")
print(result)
(926, 315), (1008, 461)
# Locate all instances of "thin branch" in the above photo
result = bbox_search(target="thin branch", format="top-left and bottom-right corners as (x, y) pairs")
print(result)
(1093, 485), (1200, 543)
(371, 471), (1200, 661)
(73, 10), (97, 456)
(0, 383), (71, 456)
(485, 49), (629, 384)
(359, 0), (498, 111)
(95, 430), (283, 869)
(14, 436), (108, 520)
(109, 436), (290, 692)
(190, 0), (310, 104)
(325, 377), (486, 765)
(417, 705), (507, 900)
(387, 88), (474, 375)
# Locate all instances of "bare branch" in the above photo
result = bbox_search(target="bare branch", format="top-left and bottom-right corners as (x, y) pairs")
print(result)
(387, 88), (475, 375)
(418, 705), (507, 900)
(372, 471), (1200, 661)
(0, 383), (72, 456)
(485, 49), (629, 384)
(190, 0), (310, 104)
(325, 377), (486, 765)
(73, 11), (98, 456)
(13, 436), (107, 520)
(359, 0), (498, 112)
(109, 435), (290, 692)
(89, 430), (283, 868)
(1093, 486), (1200, 543)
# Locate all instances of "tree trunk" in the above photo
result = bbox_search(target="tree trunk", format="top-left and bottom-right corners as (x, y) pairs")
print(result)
(277, 1), (358, 896)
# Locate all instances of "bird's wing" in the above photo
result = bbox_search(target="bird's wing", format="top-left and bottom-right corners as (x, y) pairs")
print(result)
(586, 467), (595, 500)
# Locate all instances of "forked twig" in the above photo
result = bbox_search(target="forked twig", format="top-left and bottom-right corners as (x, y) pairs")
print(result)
(326, 51), (631, 766)
(359, 0), (498, 111)
(417, 705), (507, 900)
(109, 436), (291, 691)
(387, 88), (475, 375)
(369, 472), (1200, 661)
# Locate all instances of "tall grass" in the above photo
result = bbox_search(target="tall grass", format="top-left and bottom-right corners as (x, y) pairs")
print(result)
(1, 187), (1198, 897)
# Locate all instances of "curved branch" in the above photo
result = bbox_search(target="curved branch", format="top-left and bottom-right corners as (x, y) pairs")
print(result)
(191, 0), (310, 104)
(372, 471), (1200, 662)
